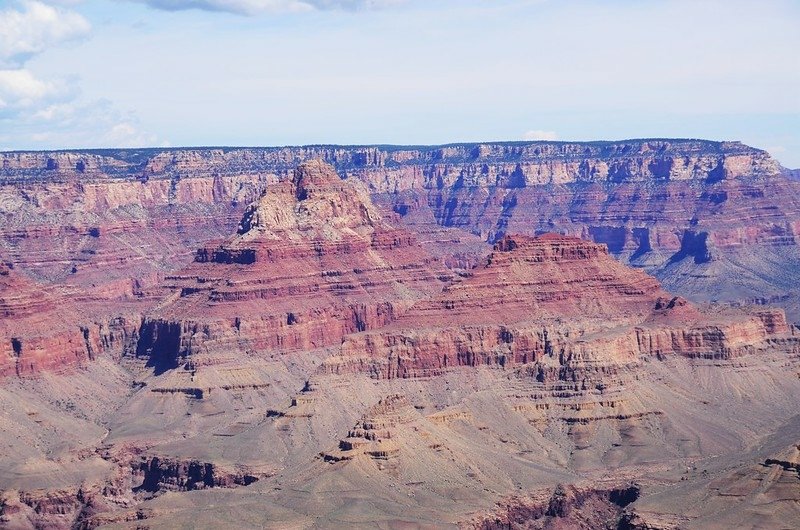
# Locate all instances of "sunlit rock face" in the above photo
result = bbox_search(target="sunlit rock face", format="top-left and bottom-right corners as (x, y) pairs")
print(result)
(2, 146), (800, 530)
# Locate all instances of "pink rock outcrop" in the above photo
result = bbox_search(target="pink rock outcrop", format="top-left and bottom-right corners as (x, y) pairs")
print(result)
(323, 234), (792, 380)
(134, 160), (453, 367)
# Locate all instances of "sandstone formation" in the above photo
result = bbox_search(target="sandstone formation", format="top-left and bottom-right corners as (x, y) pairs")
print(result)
(320, 394), (413, 464)
(134, 160), (452, 374)
(324, 234), (790, 380)
(2, 152), (800, 529)
(465, 482), (641, 530)
(0, 260), (144, 379)
(2, 140), (798, 320)
(0, 140), (780, 189)
(0, 262), (99, 377)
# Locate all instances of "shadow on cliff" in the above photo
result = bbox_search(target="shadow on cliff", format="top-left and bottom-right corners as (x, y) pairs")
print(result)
(136, 320), (183, 375)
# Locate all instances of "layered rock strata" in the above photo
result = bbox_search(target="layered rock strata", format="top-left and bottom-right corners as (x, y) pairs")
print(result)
(0, 140), (780, 188)
(321, 394), (413, 463)
(323, 234), (792, 380)
(2, 145), (800, 529)
(1, 263), (113, 377)
(465, 482), (641, 530)
(134, 160), (452, 368)
(0, 260), (146, 378)
(2, 140), (796, 309)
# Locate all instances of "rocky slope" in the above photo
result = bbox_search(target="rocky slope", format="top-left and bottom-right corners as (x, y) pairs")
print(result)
(2, 154), (800, 529)
(1, 140), (798, 318)
(133, 160), (452, 379)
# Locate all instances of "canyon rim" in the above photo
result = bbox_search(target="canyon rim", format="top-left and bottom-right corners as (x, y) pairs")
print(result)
(1, 147), (800, 529)
(2, 0), (799, 528)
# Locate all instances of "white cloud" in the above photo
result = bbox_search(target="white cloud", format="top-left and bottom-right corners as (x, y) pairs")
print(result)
(0, 1), (164, 149)
(127, 0), (404, 15)
(522, 130), (558, 141)
(0, 1), (91, 68)
(0, 68), (75, 117)
(1, 98), (163, 148)
(105, 122), (160, 147)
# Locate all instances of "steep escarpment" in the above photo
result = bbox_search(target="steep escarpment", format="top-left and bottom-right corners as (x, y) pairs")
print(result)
(323, 234), (791, 380)
(0, 262), (140, 378)
(0, 140), (780, 188)
(465, 482), (641, 530)
(133, 160), (452, 371)
(1, 140), (795, 313)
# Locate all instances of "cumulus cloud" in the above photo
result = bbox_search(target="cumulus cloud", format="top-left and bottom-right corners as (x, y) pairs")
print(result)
(1, 98), (163, 149)
(0, 2), (85, 120)
(127, 0), (404, 15)
(0, 0), (91, 68)
(522, 130), (559, 141)
(0, 1), (163, 149)
(0, 69), (75, 117)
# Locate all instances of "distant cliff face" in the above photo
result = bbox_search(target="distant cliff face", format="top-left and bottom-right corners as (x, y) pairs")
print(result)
(3, 156), (800, 530)
(0, 139), (782, 188)
(0, 139), (797, 314)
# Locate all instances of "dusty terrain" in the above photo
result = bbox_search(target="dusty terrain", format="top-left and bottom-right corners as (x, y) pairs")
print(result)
(1, 150), (800, 529)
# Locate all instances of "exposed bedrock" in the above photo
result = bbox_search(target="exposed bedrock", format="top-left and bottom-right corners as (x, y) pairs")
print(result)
(2, 145), (800, 529)
(130, 160), (453, 364)
(1, 140), (792, 275)
(0, 453), (268, 530)
(465, 482), (641, 530)
(0, 140), (780, 188)
(2, 140), (798, 333)
(324, 234), (797, 380)
(130, 455), (265, 493)
(0, 262), (141, 378)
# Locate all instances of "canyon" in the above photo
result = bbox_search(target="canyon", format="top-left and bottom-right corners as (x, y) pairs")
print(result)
(2, 140), (799, 319)
(1, 145), (800, 529)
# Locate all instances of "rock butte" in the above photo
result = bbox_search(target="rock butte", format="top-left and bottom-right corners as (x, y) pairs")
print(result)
(137, 159), (453, 371)
(0, 156), (799, 529)
(326, 232), (791, 380)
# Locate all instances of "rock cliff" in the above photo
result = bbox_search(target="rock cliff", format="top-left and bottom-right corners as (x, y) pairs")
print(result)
(324, 234), (790, 380)
(133, 160), (452, 372)
(1, 263), (103, 377)
(0, 140), (780, 187)
(1, 139), (797, 319)
(2, 148), (800, 529)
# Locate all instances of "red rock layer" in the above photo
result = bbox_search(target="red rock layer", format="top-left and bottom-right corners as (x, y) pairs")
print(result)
(0, 263), (91, 377)
(1, 140), (796, 321)
(137, 161), (453, 365)
(0, 140), (791, 281)
(323, 234), (792, 379)
(0, 262), (142, 378)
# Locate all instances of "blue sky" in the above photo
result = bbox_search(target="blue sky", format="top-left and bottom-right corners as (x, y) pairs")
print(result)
(1, 0), (798, 167)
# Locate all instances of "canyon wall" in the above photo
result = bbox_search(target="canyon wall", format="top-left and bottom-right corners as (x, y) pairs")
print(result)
(323, 234), (794, 381)
(2, 140), (795, 305)
(2, 141), (798, 377)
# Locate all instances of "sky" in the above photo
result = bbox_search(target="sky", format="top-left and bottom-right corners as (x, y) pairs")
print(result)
(0, 0), (798, 167)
